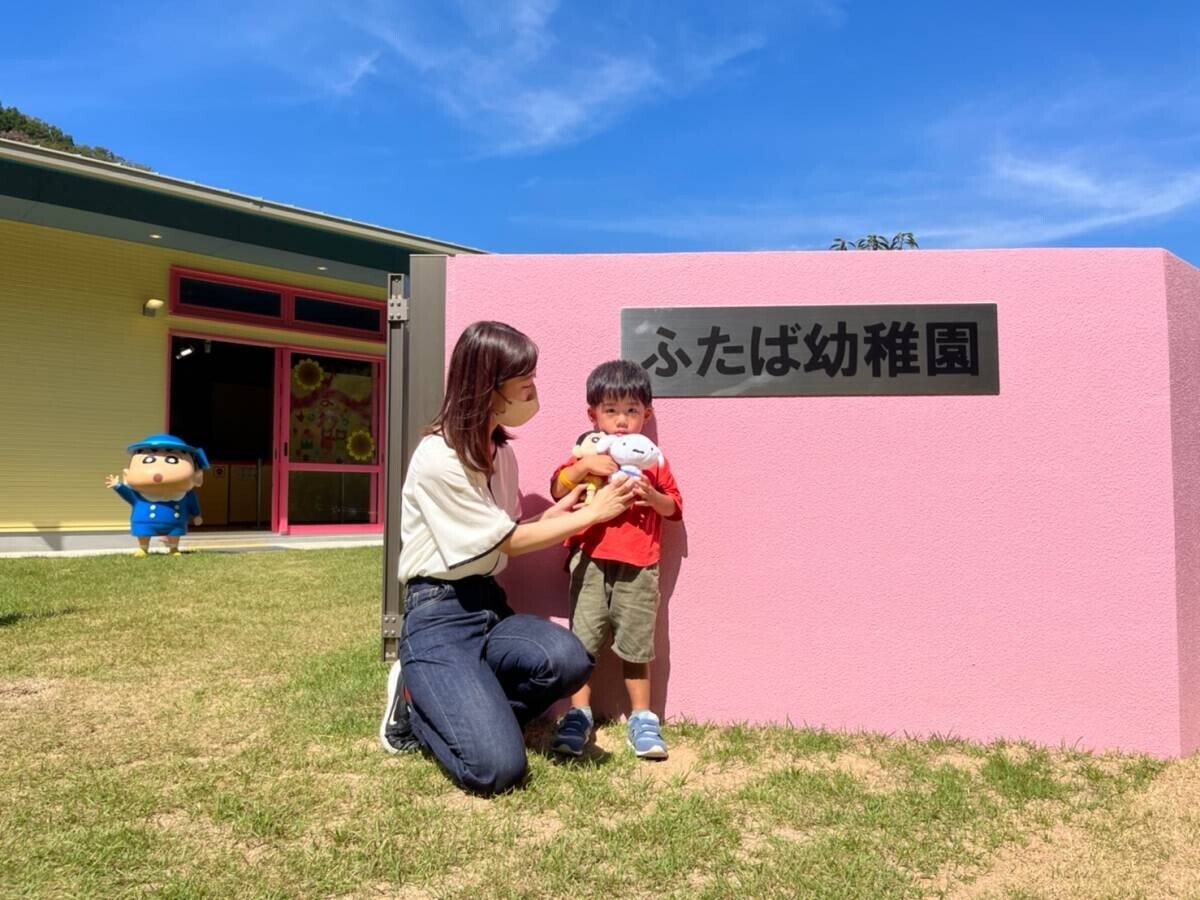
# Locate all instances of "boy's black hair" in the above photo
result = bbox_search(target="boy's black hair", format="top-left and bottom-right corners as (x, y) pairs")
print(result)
(586, 359), (652, 407)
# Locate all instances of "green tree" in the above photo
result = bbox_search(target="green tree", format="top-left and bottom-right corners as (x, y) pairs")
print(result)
(830, 232), (919, 250)
(0, 103), (148, 169)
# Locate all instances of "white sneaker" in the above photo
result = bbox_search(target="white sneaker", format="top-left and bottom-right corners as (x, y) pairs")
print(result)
(379, 659), (418, 753)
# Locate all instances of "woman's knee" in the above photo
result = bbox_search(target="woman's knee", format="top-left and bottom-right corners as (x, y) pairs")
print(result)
(458, 740), (527, 796)
(537, 624), (594, 692)
(559, 637), (594, 694)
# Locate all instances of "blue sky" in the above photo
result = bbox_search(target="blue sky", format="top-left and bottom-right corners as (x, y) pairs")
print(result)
(5, 1), (1200, 260)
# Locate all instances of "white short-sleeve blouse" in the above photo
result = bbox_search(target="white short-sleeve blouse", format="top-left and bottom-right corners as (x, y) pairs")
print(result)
(396, 434), (520, 584)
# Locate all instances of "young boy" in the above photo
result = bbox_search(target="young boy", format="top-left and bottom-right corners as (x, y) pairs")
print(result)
(549, 360), (683, 759)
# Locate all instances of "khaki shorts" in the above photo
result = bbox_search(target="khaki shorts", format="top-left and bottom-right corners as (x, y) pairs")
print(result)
(567, 551), (660, 663)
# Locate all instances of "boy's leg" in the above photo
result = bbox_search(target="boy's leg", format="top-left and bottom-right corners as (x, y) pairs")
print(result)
(550, 553), (609, 755)
(566, 551), (611, 669)
(400, 585), (529, 795)
(610, 563), (668, 759)
(134, 536), (151, 557)
(623, 660), (651, 711)
(568, 682), (592, 710)
(564, 552), (607, 712)
(609, 562), (660, 673)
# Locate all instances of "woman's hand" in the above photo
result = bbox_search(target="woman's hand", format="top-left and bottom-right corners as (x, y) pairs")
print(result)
(504, 474), (636, 557)
(542, 484), (586, 521)
(589, 475), (637, 524)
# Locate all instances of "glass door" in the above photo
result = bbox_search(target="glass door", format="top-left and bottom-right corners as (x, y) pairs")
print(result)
(276, 348), (384, 532)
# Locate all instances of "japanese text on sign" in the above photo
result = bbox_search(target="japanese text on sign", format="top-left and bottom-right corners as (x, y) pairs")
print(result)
(621, 305), (998, 397)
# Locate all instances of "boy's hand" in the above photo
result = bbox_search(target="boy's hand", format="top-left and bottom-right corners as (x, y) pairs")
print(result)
(633, 479), (673, 515)
(578, 455), (618, 478)
(192, 517), (203, 527)
(105, 475), (119, 488)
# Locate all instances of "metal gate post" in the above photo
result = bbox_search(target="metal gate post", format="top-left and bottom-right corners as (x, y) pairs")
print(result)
(381, 256), (447, 661)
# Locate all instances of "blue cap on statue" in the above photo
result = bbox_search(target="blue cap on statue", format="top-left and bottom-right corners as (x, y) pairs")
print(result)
(126, 434), (210, 470)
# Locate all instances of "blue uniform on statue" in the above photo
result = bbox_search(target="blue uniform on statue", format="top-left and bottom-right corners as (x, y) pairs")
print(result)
(112, 483), (202, 537)
(107, 433), (209, 557)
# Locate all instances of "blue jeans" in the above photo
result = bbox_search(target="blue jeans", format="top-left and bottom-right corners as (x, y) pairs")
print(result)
(399, 575), (594, 795)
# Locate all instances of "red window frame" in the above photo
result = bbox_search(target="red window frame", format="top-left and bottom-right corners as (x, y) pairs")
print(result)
(169, 266), (386, 341)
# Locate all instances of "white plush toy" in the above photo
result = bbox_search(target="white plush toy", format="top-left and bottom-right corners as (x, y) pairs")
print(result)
(605, 433), (664, 482)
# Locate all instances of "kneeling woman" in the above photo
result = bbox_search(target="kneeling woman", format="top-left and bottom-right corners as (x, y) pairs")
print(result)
(380, 320), (635, 794)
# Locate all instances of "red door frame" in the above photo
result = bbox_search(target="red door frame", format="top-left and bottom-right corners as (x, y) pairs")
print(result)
(276, 346), (386, 534)
(165, 327), (386, 535)
(169, 265), (387, 341)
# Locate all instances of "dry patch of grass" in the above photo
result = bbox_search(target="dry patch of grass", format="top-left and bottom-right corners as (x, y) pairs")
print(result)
(952, 755), (1200, 899)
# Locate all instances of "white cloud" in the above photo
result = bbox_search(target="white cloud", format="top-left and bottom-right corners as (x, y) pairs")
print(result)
(531, 76), (1200, 250)
(922, 154), (1200, 247)
(522, 149), (1200, 251)
(18, 1), (825, 155)
(349, 2), (766, 154)
(323, 52), (381, 98)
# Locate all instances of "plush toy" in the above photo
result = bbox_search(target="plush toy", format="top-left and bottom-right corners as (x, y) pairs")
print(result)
(570, 430), (611, 504)
(606, 433), (664, 481)
(569, 431), (664, 504)
(106, 434), (209, 557)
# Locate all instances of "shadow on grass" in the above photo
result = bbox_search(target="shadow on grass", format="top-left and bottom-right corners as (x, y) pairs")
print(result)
(542, 743), (616, 768)
(0, 606), (78, 628)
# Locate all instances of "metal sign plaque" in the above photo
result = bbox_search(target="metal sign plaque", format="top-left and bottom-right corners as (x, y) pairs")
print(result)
(621, 304), (999, 397)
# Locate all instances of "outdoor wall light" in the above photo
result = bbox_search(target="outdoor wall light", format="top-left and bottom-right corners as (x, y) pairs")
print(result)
(142, 297), (165, 317)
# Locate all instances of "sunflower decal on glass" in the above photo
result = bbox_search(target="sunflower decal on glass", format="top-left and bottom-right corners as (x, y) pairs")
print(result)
(346, 429), (376, 462)
(292, 358), (325, 396)
(288, 354), (376, 464)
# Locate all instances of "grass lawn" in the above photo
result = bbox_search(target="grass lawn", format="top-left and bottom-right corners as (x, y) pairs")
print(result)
(1, 548), (1198, 899)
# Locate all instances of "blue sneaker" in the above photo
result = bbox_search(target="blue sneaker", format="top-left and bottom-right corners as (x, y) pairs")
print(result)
(551, 707), (593, 756)
(627, 711), (668, 759)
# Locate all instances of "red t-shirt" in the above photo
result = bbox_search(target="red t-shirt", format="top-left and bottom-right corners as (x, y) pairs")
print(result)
(552, 455), (683, 567)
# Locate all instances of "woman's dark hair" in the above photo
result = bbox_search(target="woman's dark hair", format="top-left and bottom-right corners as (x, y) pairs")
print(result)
(428, 321), (538, 477)
(586, 359), (652, 407)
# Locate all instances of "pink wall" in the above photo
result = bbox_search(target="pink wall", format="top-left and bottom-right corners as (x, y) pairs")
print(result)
(444, 248), (1199, 756)
(1167, 254), (1200, 755)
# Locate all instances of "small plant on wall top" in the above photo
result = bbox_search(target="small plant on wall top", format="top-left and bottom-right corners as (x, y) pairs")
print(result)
(830, 232), (919, 250)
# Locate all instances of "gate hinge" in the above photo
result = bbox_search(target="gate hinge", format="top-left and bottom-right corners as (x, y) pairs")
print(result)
(381, 613), (400, 638)
(387, 273), (409, 322)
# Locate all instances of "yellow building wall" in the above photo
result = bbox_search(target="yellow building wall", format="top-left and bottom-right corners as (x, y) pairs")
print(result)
(0, 217), (386, 532)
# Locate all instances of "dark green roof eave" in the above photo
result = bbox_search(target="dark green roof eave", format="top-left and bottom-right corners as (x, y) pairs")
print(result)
(0, 156), (472, 274)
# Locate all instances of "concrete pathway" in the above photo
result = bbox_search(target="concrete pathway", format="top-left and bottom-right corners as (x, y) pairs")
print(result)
(0, 530), (382, 558)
